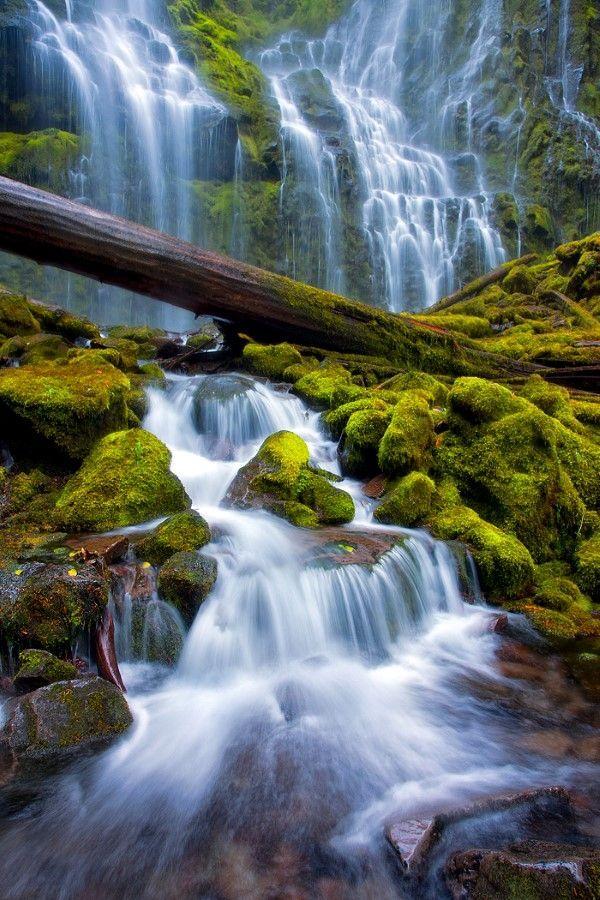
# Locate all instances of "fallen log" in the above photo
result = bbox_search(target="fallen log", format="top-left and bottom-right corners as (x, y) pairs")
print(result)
(0, 176), (537, 376)
(427, 254), (537, 313)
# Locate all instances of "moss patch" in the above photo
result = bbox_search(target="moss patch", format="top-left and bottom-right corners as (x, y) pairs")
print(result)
(135, 511), (211, 566)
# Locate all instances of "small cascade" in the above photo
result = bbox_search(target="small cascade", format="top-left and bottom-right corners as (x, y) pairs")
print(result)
(259, 0), (506, 311)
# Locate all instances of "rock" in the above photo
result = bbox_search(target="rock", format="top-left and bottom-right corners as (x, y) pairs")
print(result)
(1, 563), (108, 652)
(64, 533), (130, 565)
(0, 355), (131, 461)
(378, 390), (436, 476)
(575, 533), (600, 602)
(374, 471), (435, 527)
(0, 676), (132, 785)
(445, 841), (600, 899)
(110, 561), (156, 602)
(363, 473), (388, 499)
(54, 429), (190, 532)
(301, 527), (403, 568)
(26, 299), (100, 341)
(157, 551), (218, 624)
(134, 511), (211, 566)
(242, 342), (302, 379)
(338, 406), (392, 477)
(13, 649), (78, 691)
(225, 431), (354, 527)
(488, 613), (508, 633)
(0, 288), (40, 337)
(385, 787), (575, 883)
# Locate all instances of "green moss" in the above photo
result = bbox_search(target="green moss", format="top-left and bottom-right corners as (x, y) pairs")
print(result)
(374, 471), (436, 527)
(14, 649), (78, 689)
(135, 511), (211, 566)
(54, 430), (190, 532)
(575, 533), (600, 602)
(322, 397), (390, 439)
(294, 365), (357, 409)
(157, 550), (217, 623)
(27, 301), (100, 342)
(449, 377), (524, 424)
(378, 390), (436, 476)
(375, 371), (449, 406)
(18, 333), (70, 366)
(0, 356), (131, 461)
(431, 504), (534, 599)
(533, 574), (591, 613)
(0, 130), (80, 192)
(502, 262), (538, 296)
(107, 325), (165, 358)
(242, 341), (303, 379)
(0, 287), (40, 337)
(518, 374), (579, 429)
(411, 313), (493, 339)
(338, 407), (392, 477)
(225, 430), (354, 526)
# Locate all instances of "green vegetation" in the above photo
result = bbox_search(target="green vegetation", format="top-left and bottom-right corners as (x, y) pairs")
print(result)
(374, 472), (436, 527)
(0, 129), (81, 192)
(136, 511), (212, 566)
(14, 649), (78, 689)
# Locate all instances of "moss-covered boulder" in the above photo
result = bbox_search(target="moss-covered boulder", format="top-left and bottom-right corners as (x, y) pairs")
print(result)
(322, 397), (390, 439)
(0, 356), (131, 461)
(27, 300), (100, 342)
(376, 371), (449, 406)
(431, 505), (534, 599)
(225, 430), (354, 526)
(575, 534), (600, 602)
(294, 365), (364, 409)
(157, 551), (218, 623)
(338, 407), (392, 476)
(13, 649), (78, 691)
(135, 511), (211, 566)
(378, 390), (436, 476)
(448, 377), (523, 424)
(374, 472), (436, 527)
(54, 430), (190, 532)
(0, 288), (40, 337)
(1, 563), (108, 651)
(242, 342), (303, 379)
(107, 325), (165, 359)
(0, 677), (132, 781)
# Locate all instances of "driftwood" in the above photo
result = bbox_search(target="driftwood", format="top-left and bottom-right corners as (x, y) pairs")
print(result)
(427, 254), (537, 313)
(94, 608), (126, 693)
(0, 176), (542, 376)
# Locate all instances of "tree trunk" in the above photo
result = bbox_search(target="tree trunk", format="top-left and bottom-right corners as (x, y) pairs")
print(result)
(0, 176), (538, 376)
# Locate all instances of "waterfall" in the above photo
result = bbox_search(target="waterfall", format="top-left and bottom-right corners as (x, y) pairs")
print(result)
(1, 0), (235, 327)
(0, 369), (582, 897)
(259, 0), (506, 311)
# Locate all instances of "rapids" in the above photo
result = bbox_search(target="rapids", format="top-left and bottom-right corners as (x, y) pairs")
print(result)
(0, 372), (595, 898)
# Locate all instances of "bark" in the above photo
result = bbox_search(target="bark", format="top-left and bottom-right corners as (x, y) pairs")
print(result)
(94, 608), (126, 693)
(0, 176), (537, 376)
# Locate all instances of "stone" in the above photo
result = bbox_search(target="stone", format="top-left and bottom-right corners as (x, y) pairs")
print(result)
(134, 511), (211, 566)
(13, 649), (78, 691)
(157, 551), (218, 624)
(64, 533), (130, 565)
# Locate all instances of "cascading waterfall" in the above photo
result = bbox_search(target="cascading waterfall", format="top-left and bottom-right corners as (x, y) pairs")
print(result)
(259, 0), (506, 311)
(0, 370), (591, 899)
(1, 0), (234, 327)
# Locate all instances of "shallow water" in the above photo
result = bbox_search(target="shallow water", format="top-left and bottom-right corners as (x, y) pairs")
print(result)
(0, 373), (596, 898)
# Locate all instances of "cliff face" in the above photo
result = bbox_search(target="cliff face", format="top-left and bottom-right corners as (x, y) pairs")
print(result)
(0, 0), (598, 312)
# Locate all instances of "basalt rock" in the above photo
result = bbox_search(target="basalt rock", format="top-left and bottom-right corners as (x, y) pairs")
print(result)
(13, 649), (78, 691)
(135, 511), (211, 566)
(157, 551), (218, 624)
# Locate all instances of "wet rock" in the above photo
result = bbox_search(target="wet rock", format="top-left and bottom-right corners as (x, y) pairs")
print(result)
(363, 474), (388, 499)
(135, 510), (211, 566)
(65, 533), (129, 565)
(301, 527), (403, 568)
(157, 551), (218, 624)
(445, 841), (600, 899)
(385, 818), (434, 873)
(13, 649), (78, 691)
(1, 563), (108, 652)
(0, 676), (132, 787)
(110, 561), (156, 602)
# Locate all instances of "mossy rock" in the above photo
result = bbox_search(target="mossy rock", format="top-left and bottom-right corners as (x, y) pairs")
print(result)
(322, 397), (390, 439)
(575, 534), (600, 602)
(20, 333), (70, 366)
(294, 365), (363, 410)
(27, 301), (100, 342)
(376, 371), (449, 406)
(378, 390), (436, 476)
(2, 564), (108, 651)
(518, 375), (578, 429)
(448, 377), (524, 424)
(502, 264), (537, 295)
(0, 677), (132, 776)
(0, 288), (40, 337)
(338, 407), (392, 477)
(135, 511), (211, 566)
(157, 551), (218, 624)
(13, 649), (78, 691)
(55, 430), (190, 533)
(225, 430), (354, 526)
(431, 505), (535, 599)
(374, 472), (436, 527)
(107, 325), (165, 358)
(242, 342), (303, 379)
(0, 356), (131, 462)
(507, 602), (600, 646)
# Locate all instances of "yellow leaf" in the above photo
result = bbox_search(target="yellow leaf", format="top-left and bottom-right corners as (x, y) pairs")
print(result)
(14, 568), (23, 576)
(141, 561), (152, 569)
(68, 568), (78, 577)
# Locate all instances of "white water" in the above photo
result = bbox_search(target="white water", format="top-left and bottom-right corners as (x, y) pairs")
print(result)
(0, 371), (587, 898)
(259, 0), (506, 311)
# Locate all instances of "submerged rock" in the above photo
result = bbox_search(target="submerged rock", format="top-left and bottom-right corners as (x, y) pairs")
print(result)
(13, 650), (78, 691)
(157, 551), (218, 624)
(135, 511), (211, 566)
(445, 842), (600, 899)
(225, 430), (354, 527)
(54, 429), (190, 532)
(0, 676), (132, 784)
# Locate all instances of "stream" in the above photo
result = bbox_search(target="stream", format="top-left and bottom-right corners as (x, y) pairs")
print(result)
(0, 372), (596, 898)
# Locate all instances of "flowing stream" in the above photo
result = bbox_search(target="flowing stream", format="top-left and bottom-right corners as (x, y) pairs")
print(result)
(0, 372), (595, 898)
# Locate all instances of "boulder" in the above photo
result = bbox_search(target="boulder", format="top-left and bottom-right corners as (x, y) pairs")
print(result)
(13, 649), (78, 691)
(0, 676), (132, 785)
(157, 551), (218, 624)
(225, 431), (354, 527)
(338, 407), (392, 477)
(135, 511), (211, 566)
(445, 842), (600, 899)
(54, 429), (190, 532)
(242, 342), (302, 379)
(374, 472), (435, 527)
(378, 390), (436, 476)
